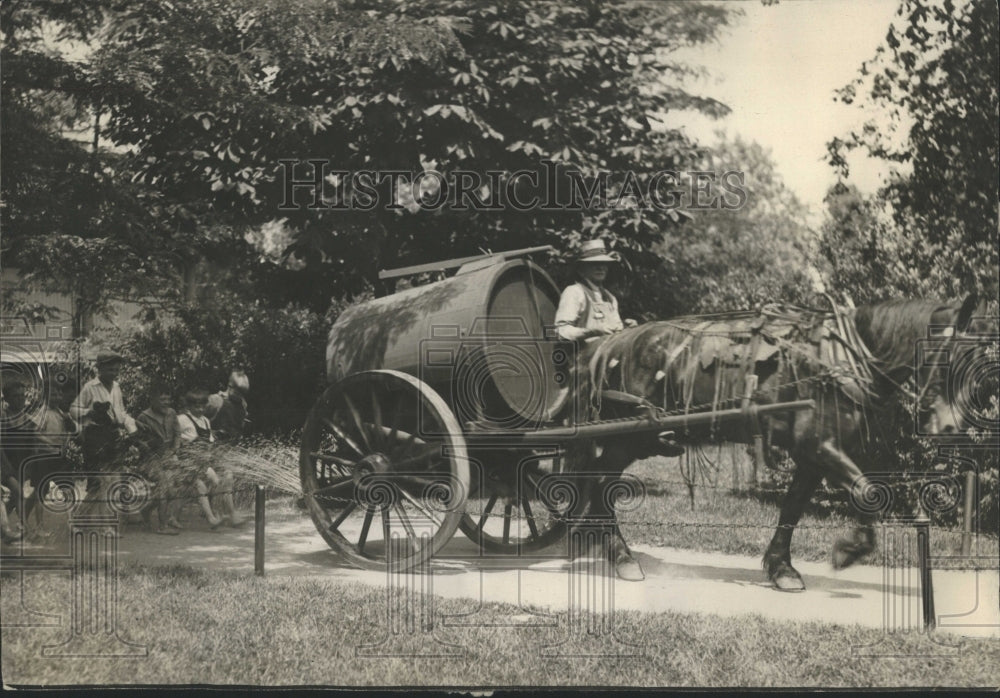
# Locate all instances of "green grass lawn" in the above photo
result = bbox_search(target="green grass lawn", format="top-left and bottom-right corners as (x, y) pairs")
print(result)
(3, 565), (998, 687)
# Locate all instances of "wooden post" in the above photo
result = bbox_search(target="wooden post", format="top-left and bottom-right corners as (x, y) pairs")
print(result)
(916, 515), (935, 631)
(961, 470), (975, 557)
(254, 485), (265, 577)
(731, 451), (739, 491)
(741, 374), (760, 489)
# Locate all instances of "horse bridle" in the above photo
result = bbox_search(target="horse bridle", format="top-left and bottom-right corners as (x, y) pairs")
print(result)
(912, 327), (958, 409)
(849, 314), (958, 412)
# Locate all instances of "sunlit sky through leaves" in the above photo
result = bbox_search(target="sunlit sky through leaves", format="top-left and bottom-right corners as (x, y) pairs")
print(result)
(54, 0), (912, 225)
(663, 0), (908, 223)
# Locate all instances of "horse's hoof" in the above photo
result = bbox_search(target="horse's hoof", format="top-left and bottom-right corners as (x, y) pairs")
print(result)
(767, 560), (805, 592)
(773, 572), (806, 592)
(831, 539), (867, 570)
(615, 557), (645, 582)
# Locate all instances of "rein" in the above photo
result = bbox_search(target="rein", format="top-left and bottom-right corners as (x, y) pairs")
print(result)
(913, 329), (956, 407)
(849, 310), (961, 410)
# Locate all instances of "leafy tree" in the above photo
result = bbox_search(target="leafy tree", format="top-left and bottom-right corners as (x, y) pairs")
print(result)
(635, 134), (816, 317)
(818, 183), (902, 304)
(1, 0), (301, 325)
(116, 289), (341, 433)
(826, 0), (999, 299)
(90, 0), (736, 306)
(0, 0), (234, 331)
(2, 0), (110, 327)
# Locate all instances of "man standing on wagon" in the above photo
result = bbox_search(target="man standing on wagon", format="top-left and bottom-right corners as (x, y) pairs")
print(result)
(554, 240), (677, 582)
(554, 239), (636, 342)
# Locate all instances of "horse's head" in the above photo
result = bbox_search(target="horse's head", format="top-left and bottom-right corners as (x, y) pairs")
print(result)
(853, 293), (998, 437)
(913, 294), (999, 437)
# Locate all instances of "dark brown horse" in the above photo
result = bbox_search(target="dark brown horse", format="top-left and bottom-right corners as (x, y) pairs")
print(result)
(573, 294), (993, 590)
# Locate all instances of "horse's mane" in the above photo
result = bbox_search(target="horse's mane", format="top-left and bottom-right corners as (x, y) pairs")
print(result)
(851, 299), (957, 375)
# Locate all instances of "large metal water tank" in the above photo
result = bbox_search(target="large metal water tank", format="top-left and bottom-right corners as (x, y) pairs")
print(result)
(326, 258), (570, 427)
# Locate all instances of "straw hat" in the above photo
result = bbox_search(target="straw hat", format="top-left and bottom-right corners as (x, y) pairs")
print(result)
(576, 239), (618, 264)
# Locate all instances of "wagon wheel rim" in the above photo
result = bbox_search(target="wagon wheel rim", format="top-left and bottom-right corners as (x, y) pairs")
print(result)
(458, 450), (569, 553)
(300, 370), (469, 571)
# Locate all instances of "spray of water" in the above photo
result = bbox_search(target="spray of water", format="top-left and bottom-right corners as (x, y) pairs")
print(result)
(138, 440), (303, 501)
(211, 442), (303, 495)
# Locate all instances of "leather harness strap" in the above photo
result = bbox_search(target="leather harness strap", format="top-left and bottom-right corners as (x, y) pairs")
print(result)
(743, 323), (771, 472)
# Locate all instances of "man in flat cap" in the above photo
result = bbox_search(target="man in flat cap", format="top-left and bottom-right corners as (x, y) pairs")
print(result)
(71, 351), (137, 470)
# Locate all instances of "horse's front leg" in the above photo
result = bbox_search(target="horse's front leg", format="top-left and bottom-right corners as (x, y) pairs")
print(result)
(816, 440), (878, 570)
(763, 462), (823, 591)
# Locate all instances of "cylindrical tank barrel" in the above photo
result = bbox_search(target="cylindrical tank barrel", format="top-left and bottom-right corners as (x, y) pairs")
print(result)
(327, 259), (570, 425)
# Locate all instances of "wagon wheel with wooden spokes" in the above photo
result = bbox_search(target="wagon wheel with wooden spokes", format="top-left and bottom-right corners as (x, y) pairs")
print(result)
(300, 370), (470, 571)
(457, 447), (575, 554)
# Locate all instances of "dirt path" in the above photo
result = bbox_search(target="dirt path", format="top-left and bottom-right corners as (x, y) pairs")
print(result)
(127, 511), (1000, 638)
(4, 508), (996, 638)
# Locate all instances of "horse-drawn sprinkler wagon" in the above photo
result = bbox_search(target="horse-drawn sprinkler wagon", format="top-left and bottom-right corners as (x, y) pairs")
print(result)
(298, 246), (817, 573)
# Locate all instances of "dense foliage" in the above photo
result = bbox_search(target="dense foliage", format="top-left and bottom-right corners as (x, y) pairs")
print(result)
(114, 291), (341, 433)
(82, 0), (736, 304)
(1, 0), (162, 326)
(824, 0), (998, 301)
(647, 135), (816, 316)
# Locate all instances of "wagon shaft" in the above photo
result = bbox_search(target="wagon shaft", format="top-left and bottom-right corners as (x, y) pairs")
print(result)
(468, 399), (816, 443)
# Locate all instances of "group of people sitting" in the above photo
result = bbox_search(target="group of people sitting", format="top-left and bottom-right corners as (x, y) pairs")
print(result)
(125, 379), (248, 535)
(1, 351), (252, 541)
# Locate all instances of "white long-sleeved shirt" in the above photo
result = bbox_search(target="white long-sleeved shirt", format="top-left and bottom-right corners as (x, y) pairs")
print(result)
(69, 378), (137, 434)
(554, 281), (624, 342)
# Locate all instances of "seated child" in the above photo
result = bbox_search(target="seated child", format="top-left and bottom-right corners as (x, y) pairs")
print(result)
(1, 482), (21, 543)
(21, 376), (78, 538)
(135, 383), (183, 535)
(177, 390), (242, 527)
(178, 389), (214, 444)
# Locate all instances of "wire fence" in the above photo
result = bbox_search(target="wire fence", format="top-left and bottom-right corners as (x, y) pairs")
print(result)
(43, 476), (981, 547)
(33, 465), (975, 534)
(14, 438), (989, 571)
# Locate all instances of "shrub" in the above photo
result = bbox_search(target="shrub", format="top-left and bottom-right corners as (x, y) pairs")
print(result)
(115, 292), (344, 435)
